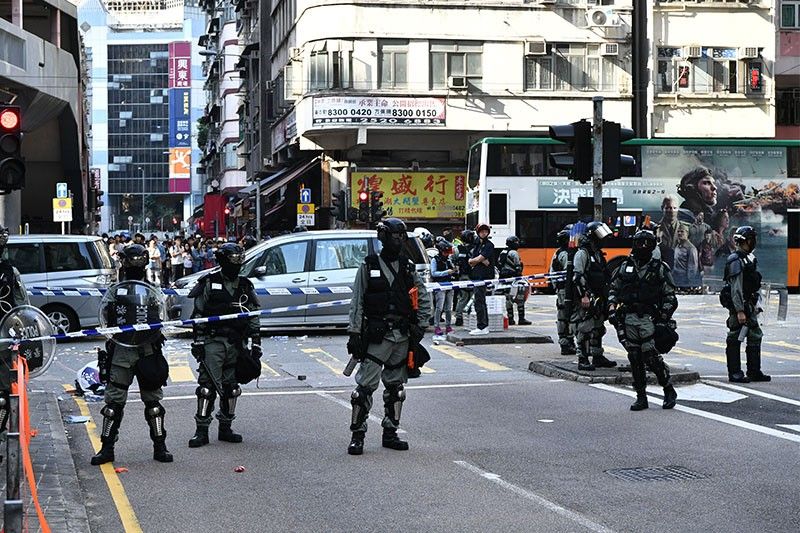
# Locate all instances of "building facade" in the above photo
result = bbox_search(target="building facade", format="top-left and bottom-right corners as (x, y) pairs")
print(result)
(79, 0), (206, 234)
(0, 0), (86, 233)
(777, 0), (800, 140)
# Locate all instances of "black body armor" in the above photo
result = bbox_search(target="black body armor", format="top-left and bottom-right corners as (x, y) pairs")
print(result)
(615, 259), (664, 315)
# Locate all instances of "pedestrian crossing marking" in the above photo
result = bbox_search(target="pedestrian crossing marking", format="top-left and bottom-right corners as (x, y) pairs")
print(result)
(430, 344), (510, 371)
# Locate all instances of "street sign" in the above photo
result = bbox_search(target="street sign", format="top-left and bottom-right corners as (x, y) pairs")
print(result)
(300, 188), (311, 204)
(297, 213), (315, 226)
(56, 182), (68, 199)
(296, 203), (315, 215)
(52, 197), (72, 222)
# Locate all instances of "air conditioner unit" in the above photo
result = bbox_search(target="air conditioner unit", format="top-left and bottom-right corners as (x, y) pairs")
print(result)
(682, 45), (702, 59)
(601, 43), (619, 56)
(586, 8), (620, 27)
(738, 47), (759, 60)
(448, 76), (468, 90)
(263, 157), (273, 167)
(525, 39), (547, 56)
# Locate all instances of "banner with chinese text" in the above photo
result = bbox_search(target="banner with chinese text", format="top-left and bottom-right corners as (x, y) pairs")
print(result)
(168, 41), (191, 193)
(351, 171), (466, 219)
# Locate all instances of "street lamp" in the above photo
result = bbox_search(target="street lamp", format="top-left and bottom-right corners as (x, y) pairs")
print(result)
(137, 166), (145, 232)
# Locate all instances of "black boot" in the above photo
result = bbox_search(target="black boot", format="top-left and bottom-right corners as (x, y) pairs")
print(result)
(91, 404), (123, 466)
(577, 355), (595, 371)
(218, 422), (243, 443)
(347, 431), (365, 455)
(662, 385), (677, 409)
(561, 345), (577, 356)
(593, 354), (618, 368)
(726, 338), (749, 382)
(382, 428), (409, 451)
(455, 316), (464, 327)
(507, 316), (515, 326)
(746, 345), (771, 382)
(145, 402), (173, 462)
(153, 439), (173, 463)
(517, 309), (532, 326)
(188, 425), (209, 448)
(630, 391), (649, 411)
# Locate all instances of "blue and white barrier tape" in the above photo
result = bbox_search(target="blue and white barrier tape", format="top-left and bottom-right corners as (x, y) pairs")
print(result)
(26, 271), (566, 297)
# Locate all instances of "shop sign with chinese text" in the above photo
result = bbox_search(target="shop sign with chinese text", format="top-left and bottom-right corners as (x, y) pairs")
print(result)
(313, 97), (446, 127)
(351, 171), (466, 219)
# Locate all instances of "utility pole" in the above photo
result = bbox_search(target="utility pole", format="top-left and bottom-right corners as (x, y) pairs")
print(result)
(592, 96), (603, 223)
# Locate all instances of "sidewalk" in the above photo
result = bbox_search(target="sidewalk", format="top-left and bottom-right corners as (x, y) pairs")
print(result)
(1, 390), (91, 533)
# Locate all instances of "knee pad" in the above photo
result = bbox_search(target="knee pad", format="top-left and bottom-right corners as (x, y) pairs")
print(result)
(144, 401), (165, 420)
(223, 384), (242, 398)
(351, 385), (372, 407)
(195, 386), (216, 400)
(383, 384), (405, 403)
(100, 403), (124, 421)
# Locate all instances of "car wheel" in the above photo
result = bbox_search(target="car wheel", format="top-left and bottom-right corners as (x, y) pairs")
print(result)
(43, 305), (79, 335)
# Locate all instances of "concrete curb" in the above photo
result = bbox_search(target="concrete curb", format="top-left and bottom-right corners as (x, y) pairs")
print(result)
(447, 330), (554, 346)
(528, 361), (701, 385)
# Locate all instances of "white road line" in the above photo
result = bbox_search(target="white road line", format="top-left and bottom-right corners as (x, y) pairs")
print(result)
(454, 460), (616, 533)
(591, 384), (800, 444)
(704, 374), (800, 379)
(314, 392), (406, 434)
(705, 380), (800, 407)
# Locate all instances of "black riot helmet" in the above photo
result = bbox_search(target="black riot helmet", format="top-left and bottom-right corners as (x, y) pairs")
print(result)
(0, 225), (8, 255)
(435, 239), (454, 255)
(733, 225), (757, 252)
(585, 221), (612, 247)
(556, 224), (573, 247)
(241, 235), (257, 250)
(119, 244), (149, 281)
(506, 235), (520, 250)
(215, 243), (246, 279)
(376, 218), (408, 260)
(460, 230), (475, 245)
(631, 229), (657, 262)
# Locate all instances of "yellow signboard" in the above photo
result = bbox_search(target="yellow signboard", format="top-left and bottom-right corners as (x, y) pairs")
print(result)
(52, 197), (73, 223)
(297, 203), (316, 214)
(52, 198), (73, 209)
(350, 171), (466, 220)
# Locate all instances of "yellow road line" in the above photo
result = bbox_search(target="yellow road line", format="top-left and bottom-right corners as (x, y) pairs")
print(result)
(169, 365), (196, 383)
(604, 346), (627, 357)
(301, 348), (343, 375)
(260, 360), (280, 377)
(766, 341), (800, 353)
(430, 345), (510, 371)
(671, 346), (726, 363)
(420, 366), (436, 374)
(702, 341), (780, 358)
(64, 385), (142, 533)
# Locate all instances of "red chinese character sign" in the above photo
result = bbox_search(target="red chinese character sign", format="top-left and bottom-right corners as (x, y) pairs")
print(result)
(351, 172), (466, 219)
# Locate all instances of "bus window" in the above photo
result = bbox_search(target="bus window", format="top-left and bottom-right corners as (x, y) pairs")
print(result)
(515, 211), (545, 248)
(466, 211), (478, 231)
(486, 144), (570, 177)
(489, 193), (508, 226)
(468, 144), (481, 189)
(789, 210), (799, 249)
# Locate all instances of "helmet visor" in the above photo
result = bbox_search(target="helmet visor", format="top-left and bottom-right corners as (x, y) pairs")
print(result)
(593, 223), (612, 240)
(227, 251), (245, 265)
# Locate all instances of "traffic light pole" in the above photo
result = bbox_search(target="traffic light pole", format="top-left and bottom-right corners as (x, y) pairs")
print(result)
(592, 96), (603, 223)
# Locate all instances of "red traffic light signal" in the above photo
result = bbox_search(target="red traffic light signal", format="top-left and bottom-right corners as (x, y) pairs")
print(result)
(358, 191), (369, 202)
(0, 108), (19, 131)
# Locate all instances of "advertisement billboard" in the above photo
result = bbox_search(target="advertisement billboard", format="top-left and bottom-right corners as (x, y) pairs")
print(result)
(351, 171), (466, 219)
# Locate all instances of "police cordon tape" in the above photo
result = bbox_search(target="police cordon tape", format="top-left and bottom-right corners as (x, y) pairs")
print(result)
(25, 271), (566, 297)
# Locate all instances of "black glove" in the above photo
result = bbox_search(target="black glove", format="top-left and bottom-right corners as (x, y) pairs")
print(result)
(191, 342), (205, 362)
(608, 310), (619, 328)
(347, 333), (364, 360)
(250, 344), (263, 360)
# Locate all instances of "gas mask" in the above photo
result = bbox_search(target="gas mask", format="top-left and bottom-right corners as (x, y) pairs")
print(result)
(380, 233), (405, 261)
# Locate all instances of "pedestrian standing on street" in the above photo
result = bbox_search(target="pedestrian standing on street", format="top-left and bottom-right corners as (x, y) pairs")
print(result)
(498, 235), (530, 326)
(721, 226), (770, 383)
(468, 223), (495, 336)
(169, 237), (184, 282)
(346, 218), (431, 455)
(571, 222), (617, 370)
(550, 225), (576, 355)
(608, 230), (678, 411)
(431, 239), (456, 337)
(91, 244), (173, 465)
(454, 230), (474, 326)
(188, 243), (261, 448)
(146, 238), (161, 286)
(0, 226), (30, 463)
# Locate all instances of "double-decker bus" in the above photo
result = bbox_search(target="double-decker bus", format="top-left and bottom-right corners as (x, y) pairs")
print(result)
(466, 137), (800, 290)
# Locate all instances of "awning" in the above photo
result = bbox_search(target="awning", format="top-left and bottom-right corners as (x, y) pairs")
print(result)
(236, 157), (320, 198)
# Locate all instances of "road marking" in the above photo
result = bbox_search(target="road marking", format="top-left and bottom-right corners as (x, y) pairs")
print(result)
(702, 341), (779, 358)
(65, 385), (143, 533)
(704, 374), (800, 379)
(706, 380), (800, 407)
(260, 360), (280, 377)
(454, 460), (616, 533)
(603, 346), (627, 357)
(765, 341), (800, 354)
(431, 344), (510, 371)
(302, 347), (345, 375)
(777, 425), (800, 433)
(671, 346), (726, 363)
(591, 383), (800, 444)
(315, 392), (407, 434)
(163, 352), (196, 383)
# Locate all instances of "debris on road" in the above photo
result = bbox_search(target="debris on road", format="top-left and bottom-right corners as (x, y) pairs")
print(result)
(234, 466), (246, 473)
(64, 415), (90, 424)
(114, 467), (129, 474)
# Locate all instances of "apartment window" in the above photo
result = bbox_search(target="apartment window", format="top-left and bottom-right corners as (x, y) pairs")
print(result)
(525, 44), (617, 92)
(782, 1), (800, 28)
(223, 143), (238, 170)
(777, 89), (800, 126)
(379, 40), (408, 89)
(309, 42), (352, 91)
(431, 42), (483, 90)
(657, 47), (754, 94)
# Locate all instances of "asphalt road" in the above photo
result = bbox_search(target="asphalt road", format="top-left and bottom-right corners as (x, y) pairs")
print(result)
(38, 294), (800, 532)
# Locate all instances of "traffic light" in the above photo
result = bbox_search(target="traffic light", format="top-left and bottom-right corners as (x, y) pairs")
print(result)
(601, 120), (635, 183)
(369, 190), (385, 223)
(0, 105), (24, 192)
(332, 190), (347, 222)
(548, 119), (592, 184)
(357, 190), (369, 223)
(89, 189), (104, 223)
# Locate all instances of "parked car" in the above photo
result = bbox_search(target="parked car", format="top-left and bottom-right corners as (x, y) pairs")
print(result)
(171, 229), (430, 327)
(5, 235), (116, 333)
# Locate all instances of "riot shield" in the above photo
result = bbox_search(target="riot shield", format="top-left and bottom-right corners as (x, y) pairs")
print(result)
(0, 305), (57, 379)
(99, 280), (166, 348)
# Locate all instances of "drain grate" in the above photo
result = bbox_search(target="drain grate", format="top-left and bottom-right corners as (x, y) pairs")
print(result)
(605, 465), (708, 482)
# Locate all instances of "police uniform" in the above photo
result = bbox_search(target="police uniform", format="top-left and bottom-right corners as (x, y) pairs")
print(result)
(609, 230), (678, 411)
(188, 244), (261, 448)
(92, 244), (173, 465)
(550, 228), (576, 354)
(722, 226), (769, 383)
(571, 223), (617, 370)
(498, 236), (530, 325)
(454, 230), (474, 326)
(347, 218), (431, 455)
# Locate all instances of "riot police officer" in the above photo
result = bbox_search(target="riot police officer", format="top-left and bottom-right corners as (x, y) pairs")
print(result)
(454, 230), (475, 326)
(550, 225), (576, 355)
(498, 236), (530, 325)
(722, 226), (769, 383)
(188, 243), (261, 447)
(608, 230), (678, 411)
(346, 218), (431, 455)
(0, 226), (29, 460)
(572, 222), (617, 370)
(92, 244), (173, 465)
